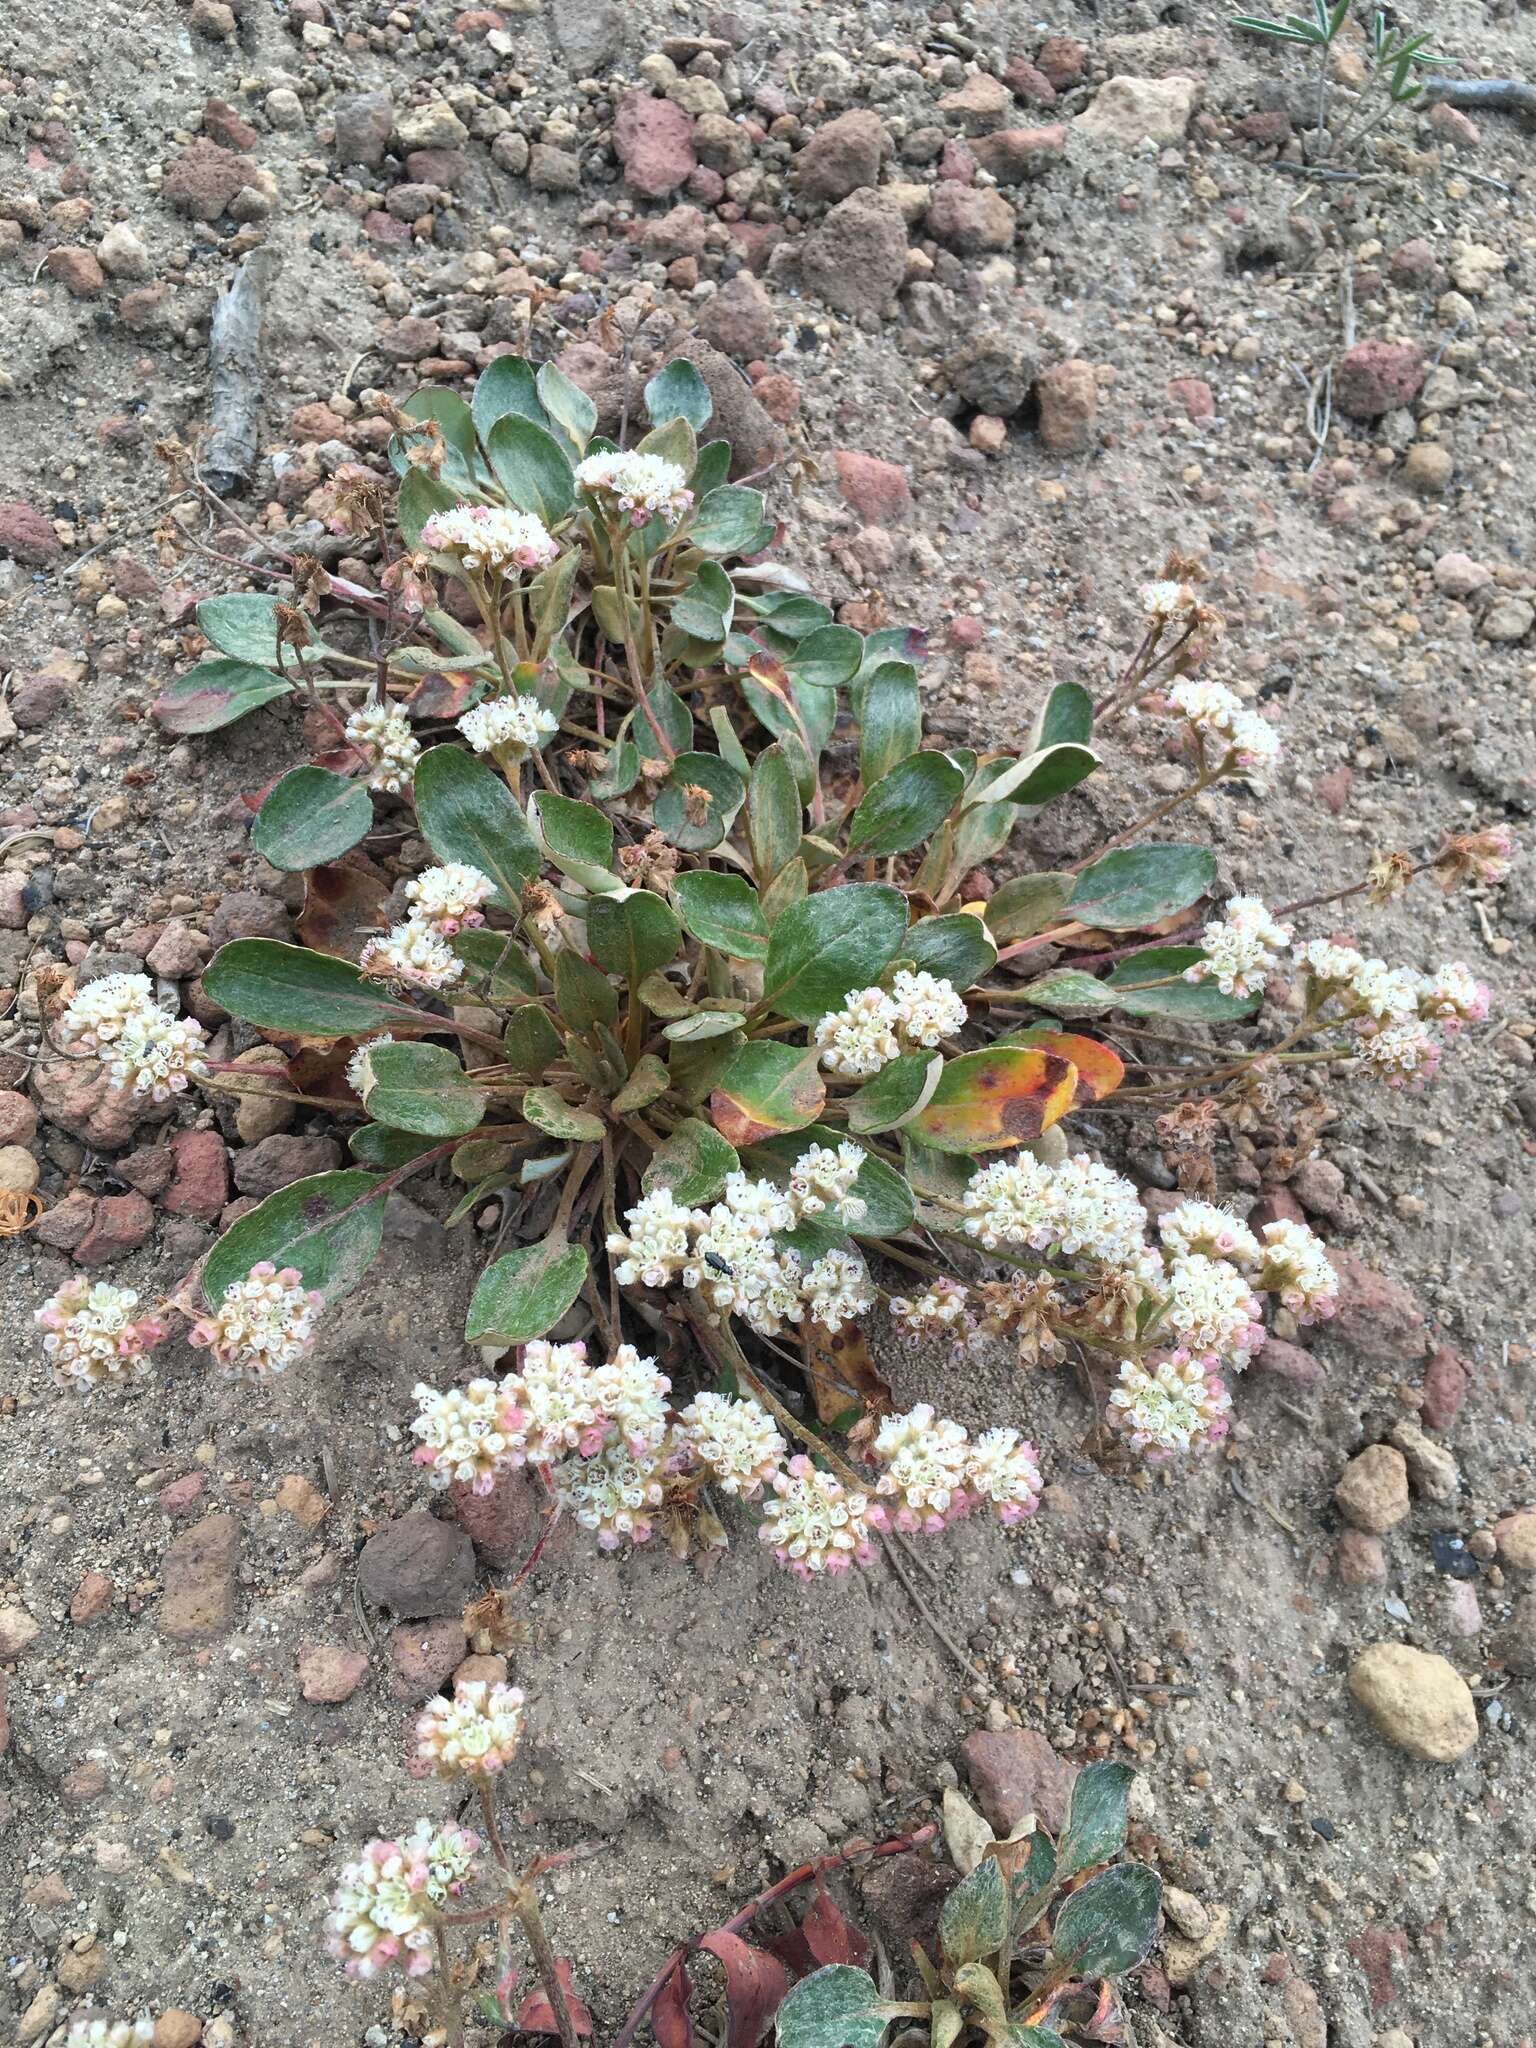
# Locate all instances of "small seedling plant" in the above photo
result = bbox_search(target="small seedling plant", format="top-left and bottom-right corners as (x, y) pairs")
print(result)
(776, 1761), (1157, 2048)
(37, 350), (1504, 1585)
(1232, 0), (1448, 161)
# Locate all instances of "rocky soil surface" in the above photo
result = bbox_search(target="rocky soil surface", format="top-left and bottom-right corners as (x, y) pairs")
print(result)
(2, 1), (1534, 2045)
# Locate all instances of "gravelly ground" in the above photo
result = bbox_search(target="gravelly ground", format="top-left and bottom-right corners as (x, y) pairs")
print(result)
(1, 1), (1534, 2044)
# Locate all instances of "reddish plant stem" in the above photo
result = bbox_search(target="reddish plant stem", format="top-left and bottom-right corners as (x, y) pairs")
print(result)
(610, 1824), (938, 2048)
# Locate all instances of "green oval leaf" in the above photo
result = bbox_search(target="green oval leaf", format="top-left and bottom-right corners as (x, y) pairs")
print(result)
(251, 765), (373, 873)
(979, 743), (1099, 809)
(486, 414), (576, 524)
(361, 1041), (488, 1136)
(1048, 1863), (1162, 1979)
(664, 1010), (747, 1042)
(846, 1050), (943, 1135)
(645, 357), (714, 433)
(760, 883), (908, 1025)
(790, 625), (864, 691)
(152, 657), (293, 734)
(848, 751), (965, 857)
(710, 1042), (825, 1147)
(1015, 970), (1113, 1017)
(553, 948), (619, 1032)
(204, 939), (415, 1038)
(692, 484), (766, 555)
(673, 871), (770, 962)
(465, 1236), (590, 1346)
(940, 1857), (1008, 1967)
(399, 467), (464, 551)
(531, 790), (619, 894)
(535, 359), (597, 456)
(856, 662), (923, 785)
(413, 744), (542, 909)
(203, 1169), (386, 1310)
(748, 747), (803, 886)
(586, 889), (682, 983)
(984, 873), (1073, 943)
(642, 1117), (739, 1207)
(776, 1967), (887, 2048)
(348, 1125), (442, 1168)
(902, 913), (997, 991)
(1105, 945), (1262, 1021)
(505, 1002), (564, 1069)
(472, 354), (547, 441)
(1034, 679), (1095, 749)
(450, 929), (538, 1001)
(1069, 844), (1217, 931)
(654, 752), (746, 854)
(196, 592), (326, 668)
(521, 1086), (605, 1142)
(611, 1053), (669, 1113)
(1055, 1760), (1133, 1882)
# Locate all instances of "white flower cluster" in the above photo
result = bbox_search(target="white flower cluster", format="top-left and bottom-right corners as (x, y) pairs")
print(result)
(606, 1156), (877, 1338)
(1156, 1200), (1259, 1264)
(960, 1151), (1340, 1453)
(1294, 940), (1491, 1088)
(1164, 1252), (1265, 1369)
(346, 1032), (394, 1093)
(412, 1339), (678, 1539)
(788, 1141), (868, 1225)
(188, 1261), (324, 1379)
(344, 700), (421, 793)
(889, 1276), (970, 1332)
(325, 1820), (481, 1980)
(36, 1279), (163, 1391)
(556, 1439), (670, 1550)
(1166, 678), (1281, 780)
(65, 2024), (155, 2048)
(1107, 1354), (1232, 1458)
(457, 692), (559, 756)
(676, 1391), (786, 1497)
(1186, 896), (1293, 1000)
(57, 973), (209, 1105)
(814, 972), (968, 1076)
(759, 1454), (877, 1580)
(359, 858), (496, 992)
(575, 450), (693, 528)
(966, 1429), (1044, 1524)
(1256, 1218), (1339, 1320)
(1141, 577), (1198, 623)
(963, 1151), (1147, 1267)
(866, 1405), (1044, 1533)
(420, 503), (560, 574)
(403, 862), (494, 935)
(359, 917), (465, 992)
(415, 1679), (526, 1778)
(410, 1377), (511, 1495)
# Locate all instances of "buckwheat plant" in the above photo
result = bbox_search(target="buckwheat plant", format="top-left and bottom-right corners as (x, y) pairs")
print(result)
(325, 1679), (588, 2048)
(32, 348), (1506, 1591)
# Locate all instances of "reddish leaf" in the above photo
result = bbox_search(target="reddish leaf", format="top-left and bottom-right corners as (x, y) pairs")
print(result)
(285, 1044), (366, 1105)
(1005, 1027), (1125, 1105)
(799, 1883), (871, 1968)
(515, 1958), (594, 2039)
(763, 1882), (873, 1975)
(296, 859), (392, 961)
(910, 1046), (1078, 1153)
(804, 1323), (892, 1427)
(698, 1930), (789, 2048)
(652, 1960), (695, 2048)
(411, 669), (480, 721)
